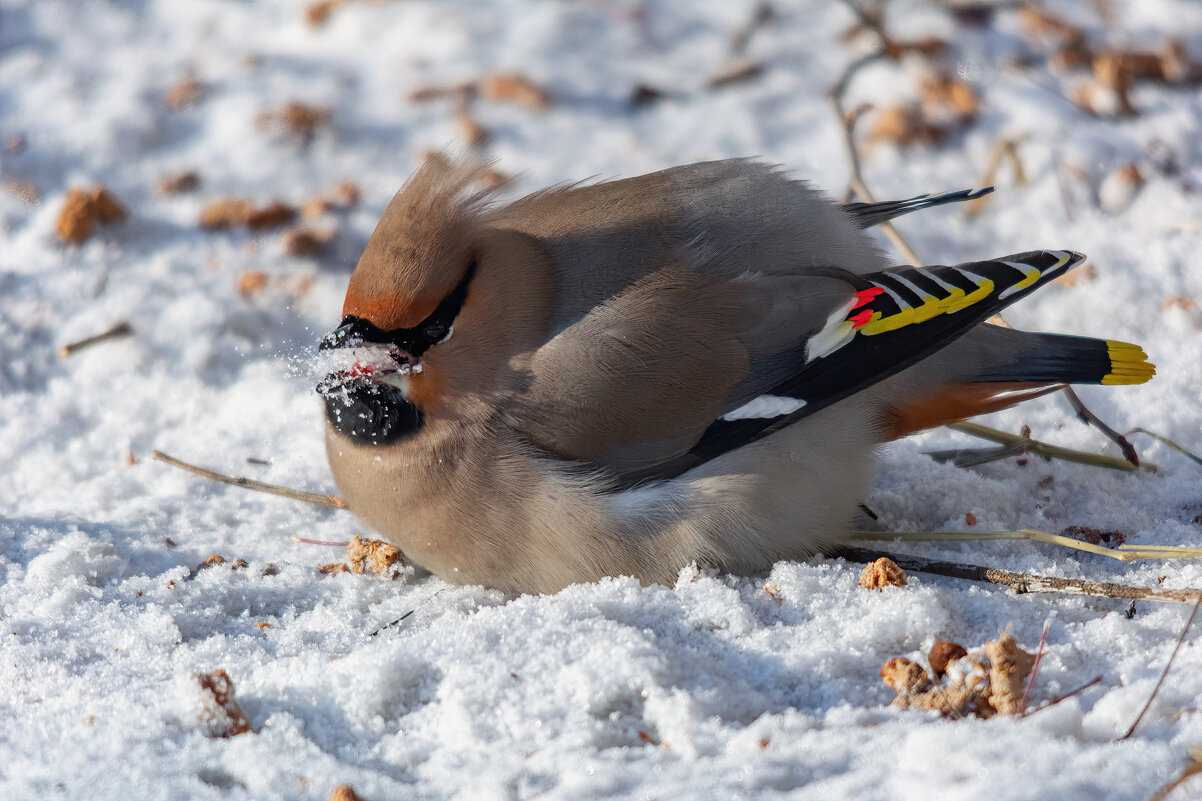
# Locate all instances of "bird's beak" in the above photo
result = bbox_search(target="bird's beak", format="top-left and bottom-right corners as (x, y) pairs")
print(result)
(319, 317), (363, 350)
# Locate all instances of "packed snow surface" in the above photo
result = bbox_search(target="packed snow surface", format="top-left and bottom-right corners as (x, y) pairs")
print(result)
(2, 1), (1202, 799)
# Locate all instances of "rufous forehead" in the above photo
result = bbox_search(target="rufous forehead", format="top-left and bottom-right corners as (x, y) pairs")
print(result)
(342, 283), (442, 331)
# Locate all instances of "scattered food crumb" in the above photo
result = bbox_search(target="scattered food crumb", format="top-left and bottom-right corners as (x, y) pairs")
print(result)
(164, 76), (204, 110)
(157, 171), (201, 195)
(346, 535), (405, 577)
(965, 512), (978, 526)
(883, 632), (1035, 718)
(868, 104), (947, 148)
(1061, 525), (1127, 547)
(193, 669), (252, 737)
(859, 557), (907, 590)
(245, 201), (297, 230)
(238, 271), (269, 296)
(986, 632), (1036, 715)
(455, 107), (491, 148)
(259, 102), (331, 139)
(928, 640), (968, 677)
(478, 73), (551, 110)
(478, 168), (512, 189)
(200, 198), (254, 230)
(282, 226), (333, 256)
(319, 562), (349, 574)
(880, 657), (930, 693)
(56, 187), (128, 243)
(327, 785), (365, 801)
(630, 84), (666, 106)
(305, 0), (344, 27)
(4, 178), (41, 205)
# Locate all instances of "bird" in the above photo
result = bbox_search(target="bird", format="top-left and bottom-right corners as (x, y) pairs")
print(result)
(317, 157), (1154, 594)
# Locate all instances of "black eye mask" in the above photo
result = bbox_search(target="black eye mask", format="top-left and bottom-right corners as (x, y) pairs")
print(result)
(318, 259), (476, 446)
(319, 258), (477, 357)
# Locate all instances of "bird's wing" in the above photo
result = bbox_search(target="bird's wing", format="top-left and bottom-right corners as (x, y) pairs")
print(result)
(513, 250), (1086, 484)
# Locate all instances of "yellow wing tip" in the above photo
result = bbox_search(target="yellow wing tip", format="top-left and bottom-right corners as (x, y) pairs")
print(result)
(1103, 340), (1156, 385)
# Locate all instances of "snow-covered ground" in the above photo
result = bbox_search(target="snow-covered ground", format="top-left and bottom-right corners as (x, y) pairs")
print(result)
(3, 1), (1202, 798)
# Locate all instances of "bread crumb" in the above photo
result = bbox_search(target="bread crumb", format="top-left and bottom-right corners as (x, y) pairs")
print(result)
(5, 178), (41, 205)
(868, 104), (947, 148)
(200, 198), (254, 229)
(57, 187), (128, 243)
(884, 632), (1035, 718)
(986, 632), (1036, 716)
(283, 227), (332, 256)
(881, 657), (930, 693)
(305, 0), (344, 27)
(164, 76), (204, 110)
(158, 171), (201, 195)
(238, 271), (269, 296)
(319, 562), (349, 574)
(478, 169), (512, 189)
(455, 107), (491, 148)
(346, 535), (404, 577)
(258, 102), (331, 140)
(859, 557), (907, 590)
(194, 669), (252, 737)
(928, 640), (968, 676)
(245, 201), (297, 230)
(920, 75), (979, 120)
(327, 785), (365, 801)
(478, 73), (551, 110)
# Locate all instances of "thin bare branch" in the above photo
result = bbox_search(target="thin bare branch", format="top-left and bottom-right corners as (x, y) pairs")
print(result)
(1017, 676), (1103, 719)
(1120, 589), (1202, 740)
(1020, 618), (1052, 712)
(730, 2), (774, 57)
(152, 450), (346, 509)
(58, 321), (133, 357)
(1125, 428), (1202, 468)
(947, 421), (1156, 472)
(290, 534), (351, 547)
(1142, 750), (1202, 801)
(851, 528), (1202, 562)
(835, 546), (1202, 604)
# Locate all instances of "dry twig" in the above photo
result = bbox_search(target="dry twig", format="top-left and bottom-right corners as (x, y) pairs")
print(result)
(828, 19), (1148, 465)
(1017, 675), (1103, 719)
(946, 421), (1155, 473)
(59, 321), (134, 357)
(152, 450), (345, 508)
(1142, 748), (1202, 801)
(1125, 428), (1202, 468)
(835, 546), (1202, 604)
(1120, 590), (1202, 740)
(851, 528), (1202, 562)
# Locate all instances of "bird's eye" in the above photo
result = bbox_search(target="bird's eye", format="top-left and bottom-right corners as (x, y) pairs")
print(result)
(424, 321), (449, 343)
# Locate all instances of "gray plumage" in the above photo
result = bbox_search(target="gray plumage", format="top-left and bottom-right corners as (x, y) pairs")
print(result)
(319, 158), (1153, 593)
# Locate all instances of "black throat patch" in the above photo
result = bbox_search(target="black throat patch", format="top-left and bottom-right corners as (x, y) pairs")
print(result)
(323, 378), (423, 446)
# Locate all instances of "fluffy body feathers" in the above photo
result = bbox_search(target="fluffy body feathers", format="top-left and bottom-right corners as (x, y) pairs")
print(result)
(320, 158), (1153, 593)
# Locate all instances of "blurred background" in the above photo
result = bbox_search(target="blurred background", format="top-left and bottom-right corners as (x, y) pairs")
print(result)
(4, 3), (1202, 799)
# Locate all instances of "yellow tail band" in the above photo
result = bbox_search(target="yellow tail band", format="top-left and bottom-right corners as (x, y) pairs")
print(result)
(1101, 340), (1156, 385)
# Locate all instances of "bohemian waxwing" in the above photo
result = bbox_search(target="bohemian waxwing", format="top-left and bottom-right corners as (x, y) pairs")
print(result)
(317, 157), (1154, 594)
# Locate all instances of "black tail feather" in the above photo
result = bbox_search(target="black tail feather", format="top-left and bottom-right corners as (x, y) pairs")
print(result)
(976, 332), (1155, 386)
(844, 187), (995, 228)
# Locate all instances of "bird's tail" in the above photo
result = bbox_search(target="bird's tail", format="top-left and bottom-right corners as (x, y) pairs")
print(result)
(843, 187), (995, 228)
(884, 332), (1154, 438)
(972, 332), (1155, 386)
